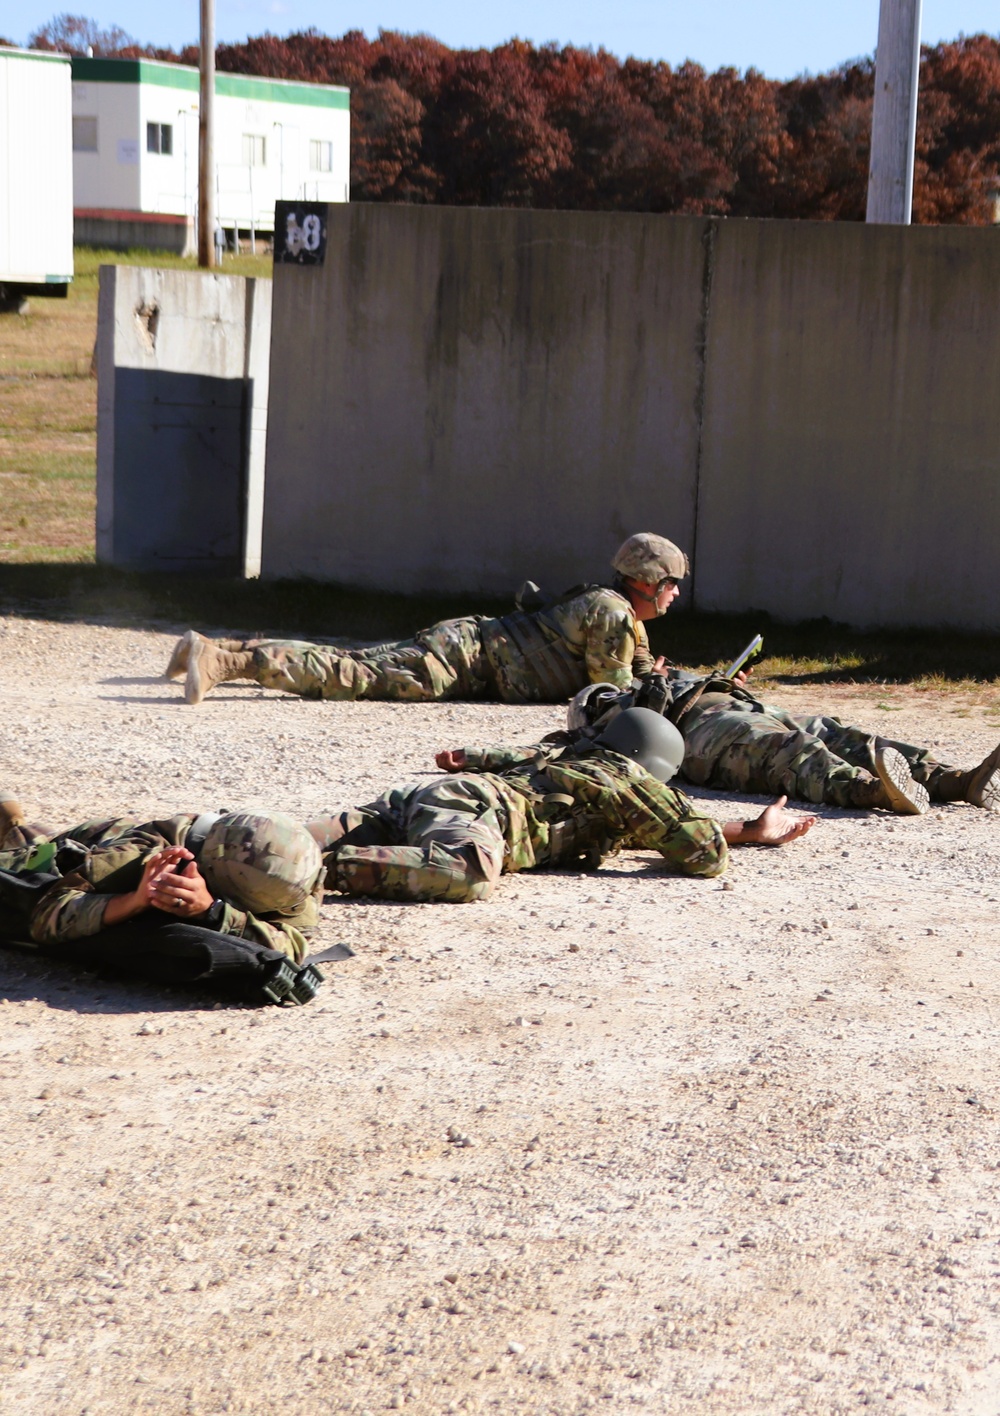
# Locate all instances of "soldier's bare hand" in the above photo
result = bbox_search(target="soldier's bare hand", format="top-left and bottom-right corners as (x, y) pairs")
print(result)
(149, 853), (215, 916)
(435, 749), (466, 772)
(749, 795), (817, 845)
(651, 656), (670, 677)
(732, 667), (754, 688)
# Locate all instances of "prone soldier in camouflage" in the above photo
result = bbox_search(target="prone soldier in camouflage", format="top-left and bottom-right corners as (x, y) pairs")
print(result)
(0, 798), (325, 1002)
(163, 533), (689, 707)
(305, 708), (816, 905)
(569, 679), (1000, 817)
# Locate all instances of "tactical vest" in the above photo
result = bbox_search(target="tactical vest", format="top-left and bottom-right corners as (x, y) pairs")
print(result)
(530, 789), (617, 871)
(481, 609), (588, 700)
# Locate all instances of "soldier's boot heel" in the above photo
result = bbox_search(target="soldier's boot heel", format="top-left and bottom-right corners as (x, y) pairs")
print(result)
(185, 643), (258, 706)
(164, 630), (204, 680)
(874, 746), (929, 816)
(960, 742), (1000, 812)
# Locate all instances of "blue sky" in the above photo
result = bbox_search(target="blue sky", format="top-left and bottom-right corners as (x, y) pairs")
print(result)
(9, 1), (999, 78)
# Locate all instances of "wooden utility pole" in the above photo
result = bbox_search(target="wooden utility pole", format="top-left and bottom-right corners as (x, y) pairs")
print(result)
(197, 0), (216, 266)
(866, 0), (923, 224)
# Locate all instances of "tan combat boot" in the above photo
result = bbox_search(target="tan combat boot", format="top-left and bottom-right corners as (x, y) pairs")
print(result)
(0, 793), (26, 848)
(185, 640), (258, 705)
(849, 747), (928, 814)
(0, 794), (46, 849)
(165, 630), (250, 681)
(931, 743), (1000, 812)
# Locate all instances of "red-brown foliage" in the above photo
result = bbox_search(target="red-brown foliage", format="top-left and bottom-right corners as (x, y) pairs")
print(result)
(33, 18), (1000, 222)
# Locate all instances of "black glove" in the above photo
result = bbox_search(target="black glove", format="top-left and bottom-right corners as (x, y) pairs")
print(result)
(634, 673), (670, 716)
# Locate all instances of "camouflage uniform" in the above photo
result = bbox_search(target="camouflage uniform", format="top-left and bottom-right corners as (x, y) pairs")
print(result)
(250, 587), (654, 704)
(680, 693), (951, 807)
(0, 814), (318, 961)
(308, 742), (728, 904)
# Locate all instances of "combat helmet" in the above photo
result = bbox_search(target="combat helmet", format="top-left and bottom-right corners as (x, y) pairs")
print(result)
(611, 533), (689, 585)
(199, 812), (322, 916)
(594, 707), (685, 783)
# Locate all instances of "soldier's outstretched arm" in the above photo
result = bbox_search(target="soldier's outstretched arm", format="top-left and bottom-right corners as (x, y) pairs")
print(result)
(721, 796), (818, 846)
(436, 745), (546, 774)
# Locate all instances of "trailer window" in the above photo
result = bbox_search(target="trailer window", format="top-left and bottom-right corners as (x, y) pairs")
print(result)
(73, 116), (98, 152)
(309, 140), (333, 173)
(146, 122), (173, 156)
(242, 134), (266, 167)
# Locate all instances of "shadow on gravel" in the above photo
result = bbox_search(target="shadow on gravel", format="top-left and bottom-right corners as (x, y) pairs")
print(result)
(0, 949), (225, 1015)
(3, 563), (1000, 685)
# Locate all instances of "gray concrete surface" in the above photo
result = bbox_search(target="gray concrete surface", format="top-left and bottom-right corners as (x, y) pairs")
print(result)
(261, 204), (708, 598)
(96, 265), (270, 575)
(695, 220), (1000, 628)
(260, 206), (1000, 630)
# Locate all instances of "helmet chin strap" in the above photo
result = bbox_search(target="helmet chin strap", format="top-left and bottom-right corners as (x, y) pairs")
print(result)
(621, 576), (669, 610)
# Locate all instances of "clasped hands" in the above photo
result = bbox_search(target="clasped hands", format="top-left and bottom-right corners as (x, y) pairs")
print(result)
(103, 846), (216, 928)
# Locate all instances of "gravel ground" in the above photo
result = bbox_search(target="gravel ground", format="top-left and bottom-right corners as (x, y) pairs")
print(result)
(2, 615), (1000, 1416)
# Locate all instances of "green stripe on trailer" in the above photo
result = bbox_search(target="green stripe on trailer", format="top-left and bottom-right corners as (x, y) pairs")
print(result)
(71, 57), (349, 108)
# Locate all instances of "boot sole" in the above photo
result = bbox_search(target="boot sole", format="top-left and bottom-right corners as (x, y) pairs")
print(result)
(184, 640), (209, 705)
(165, 629), (201, 681)
(966, 745), (1000, 812)
(875, 747), (929, 815)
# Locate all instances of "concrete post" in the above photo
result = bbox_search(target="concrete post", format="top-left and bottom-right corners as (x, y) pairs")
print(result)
(866, 0), (923, 224)
(197, 0), (216, 267)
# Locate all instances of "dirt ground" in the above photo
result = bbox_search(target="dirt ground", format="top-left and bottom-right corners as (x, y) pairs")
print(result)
(2, 615), (1000, 1416)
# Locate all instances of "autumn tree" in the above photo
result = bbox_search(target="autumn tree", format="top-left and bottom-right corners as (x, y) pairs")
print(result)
(19, 16), (1000, 223)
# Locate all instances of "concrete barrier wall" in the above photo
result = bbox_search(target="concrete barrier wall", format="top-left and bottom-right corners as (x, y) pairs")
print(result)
(261, 205), (709, 597)
(695, 221), (1000, 628)
(260, 205), (1000, 629)
(96, 265), (271, 575)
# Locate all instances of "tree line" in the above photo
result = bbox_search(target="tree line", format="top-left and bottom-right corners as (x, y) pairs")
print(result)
(21, 16), (1000, 222)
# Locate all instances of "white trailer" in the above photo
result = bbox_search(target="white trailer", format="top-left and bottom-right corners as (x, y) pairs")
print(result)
(71, 57), (349, 255)
(0, 47), (74, 306)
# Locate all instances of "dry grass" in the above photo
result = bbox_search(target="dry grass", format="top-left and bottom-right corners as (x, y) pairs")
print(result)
(0, 247), (271, 564)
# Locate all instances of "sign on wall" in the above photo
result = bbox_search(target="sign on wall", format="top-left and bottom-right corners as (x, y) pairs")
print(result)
(274, 200), (329, 266)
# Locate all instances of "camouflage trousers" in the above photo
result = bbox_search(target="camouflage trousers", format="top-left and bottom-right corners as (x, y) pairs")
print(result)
(251, 618), (496, 702)
(681, 698), (951, 807)
(309, 778), (509, 903)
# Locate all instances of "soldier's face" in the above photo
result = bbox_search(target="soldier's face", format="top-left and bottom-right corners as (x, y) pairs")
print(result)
(654, 579), (681, 614)
(624, 576), (680, 620)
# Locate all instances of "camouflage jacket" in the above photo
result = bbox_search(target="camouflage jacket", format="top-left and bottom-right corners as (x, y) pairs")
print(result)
(20, 815), (317, 961)
(458, 742), (728, 877)
(480, 586), (653, 703)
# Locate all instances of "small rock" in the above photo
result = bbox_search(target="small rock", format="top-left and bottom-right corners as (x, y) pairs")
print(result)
(508, 1340), (525, 1355)
(421, 1295), (438, 1309)
(137, 1022), (155, 1036)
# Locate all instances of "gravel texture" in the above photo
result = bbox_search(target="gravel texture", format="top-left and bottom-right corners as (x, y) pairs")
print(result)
(2, 615), (1000, 1415)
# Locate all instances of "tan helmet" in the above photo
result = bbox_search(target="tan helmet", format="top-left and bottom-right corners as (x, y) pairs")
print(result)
(611, 533), (689, 584)
(199, 812), (322, 917)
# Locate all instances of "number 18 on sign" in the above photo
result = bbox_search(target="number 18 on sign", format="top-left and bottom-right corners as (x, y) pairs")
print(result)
(274, 201), (329, 266)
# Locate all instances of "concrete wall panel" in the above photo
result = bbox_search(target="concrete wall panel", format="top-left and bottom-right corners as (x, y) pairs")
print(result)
(695, 220), (1000, 629)
(261, 204), (709, 595)
(96, 264), (271, 574)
